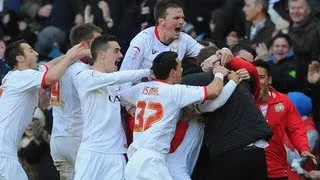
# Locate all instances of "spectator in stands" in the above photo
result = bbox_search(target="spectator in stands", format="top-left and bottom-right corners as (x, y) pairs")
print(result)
(287, 0), (320, 87)
(227, 0), (275, 50)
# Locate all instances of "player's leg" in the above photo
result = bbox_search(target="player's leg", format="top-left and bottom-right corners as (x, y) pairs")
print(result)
(125, 148), (173, 180)
(50, 136), (81, 180)
(0, 156), (28, 180)
(74, 149), (126, 180)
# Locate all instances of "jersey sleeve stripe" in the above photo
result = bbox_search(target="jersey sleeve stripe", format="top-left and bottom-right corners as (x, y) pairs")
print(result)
(40, 70), (48, 88)
(201, 86), (208, 104)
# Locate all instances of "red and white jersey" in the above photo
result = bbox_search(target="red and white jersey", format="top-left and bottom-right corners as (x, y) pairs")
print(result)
(0, 65), (47, 159)
(51, 61), (89, 138)
(120, 81), (206, 154)
(76, 69), (150, 154)
(120, 26), (202, 71)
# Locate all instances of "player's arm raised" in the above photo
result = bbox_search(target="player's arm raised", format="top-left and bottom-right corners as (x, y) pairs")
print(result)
(205, 65), (229, 100)
(44, 43), (90, 86)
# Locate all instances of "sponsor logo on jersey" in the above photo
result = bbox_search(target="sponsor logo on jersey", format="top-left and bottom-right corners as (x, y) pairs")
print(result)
(109, 95), (121, 103)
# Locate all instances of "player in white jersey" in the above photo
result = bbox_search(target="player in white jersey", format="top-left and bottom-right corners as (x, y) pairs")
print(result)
(120, 0), (203, 75)
(49, 23), (102, 180)
(74, 35), (152, 180)
(0, 40), (89, 179)
(119, 51), (230, 180)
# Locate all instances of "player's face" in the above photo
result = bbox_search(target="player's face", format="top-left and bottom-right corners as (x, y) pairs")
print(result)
(173, 60), (183, 83)
(270, 37), (290, 62)
(20, 43), (39, 69)
(256, 66), (271, 101)
(104, 41), (123, 72)
(162, 7), (184, 40)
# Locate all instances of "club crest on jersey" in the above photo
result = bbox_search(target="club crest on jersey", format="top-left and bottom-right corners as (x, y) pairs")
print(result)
(274, 103), (284, 112)
(129, 46), (140, 60)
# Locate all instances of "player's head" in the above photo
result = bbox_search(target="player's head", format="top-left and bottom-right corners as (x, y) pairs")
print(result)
(4, 39), (39, 70)
(231, 43), (256, 62)
(196, 45), (221, 72)
(253, 59), (272, 100)
(91, 35), (123, 73)
(69, 23), (102, 48)
(151, 51), (182, 83)
(154, 0), (184, 41)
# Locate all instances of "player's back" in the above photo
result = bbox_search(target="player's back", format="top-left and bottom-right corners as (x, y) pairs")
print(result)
(51, 61), (89, 138)
(0, 68), (45, 158)
(123, 81), (206, 155)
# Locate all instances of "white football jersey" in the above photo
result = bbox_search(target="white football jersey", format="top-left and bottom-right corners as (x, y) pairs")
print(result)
(119, 81), (206, 154)
(0, 65), (47, 159)
(51, 61), (89, 138)
(120, 26), (203, 71)
(76, 69), (150, 153)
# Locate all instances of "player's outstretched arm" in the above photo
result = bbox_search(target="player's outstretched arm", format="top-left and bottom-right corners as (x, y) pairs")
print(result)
(197, 70), (240, 113)
(205, 65), (229, 100)
(44, 43), (90, 86)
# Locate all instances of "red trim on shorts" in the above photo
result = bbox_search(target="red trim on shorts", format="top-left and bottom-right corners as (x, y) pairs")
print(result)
(201, 86), (208, 104)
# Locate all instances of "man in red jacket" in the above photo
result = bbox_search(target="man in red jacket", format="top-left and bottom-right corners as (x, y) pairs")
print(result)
(253, 59), (316, 179)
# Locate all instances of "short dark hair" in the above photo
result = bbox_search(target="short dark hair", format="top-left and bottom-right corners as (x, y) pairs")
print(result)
(253, 59), (271, 76)
(69, 23), (102, 46)
(4, 39), (27, 69)
(154, 0), (184, 24)
(196, 45), (219, 65)
(231, 43), (257, 59)
(151, 51), (178, 80)
(270, 33), (292, 48)
(90, 35), (118, 61)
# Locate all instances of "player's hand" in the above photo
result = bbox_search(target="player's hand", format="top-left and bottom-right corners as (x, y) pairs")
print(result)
(212, 64), (229, 77)
(66, 43), (91, 61)
(228, 70), (241, 85)
(301, 151), (317, 164)
(216, 47), (233, 66)
(308, 61), (320, 84)
(236, 68), (250, 81)
(128, 106), (136, 117)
